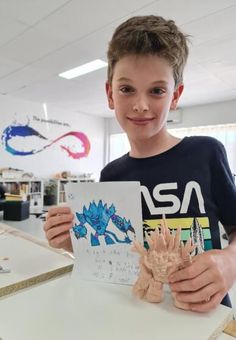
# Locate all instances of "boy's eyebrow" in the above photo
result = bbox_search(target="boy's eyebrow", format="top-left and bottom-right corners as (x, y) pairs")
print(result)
(151, 80), (169, 86)
(116, 77), (169, 85)
(117, 77), (132, 82)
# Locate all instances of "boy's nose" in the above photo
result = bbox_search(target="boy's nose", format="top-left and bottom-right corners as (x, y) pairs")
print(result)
(133, 96), (149, 113)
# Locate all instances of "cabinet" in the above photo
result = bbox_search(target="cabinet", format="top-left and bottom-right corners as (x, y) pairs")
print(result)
(55, 178), (95, 205)
(0, 178), (44, 212)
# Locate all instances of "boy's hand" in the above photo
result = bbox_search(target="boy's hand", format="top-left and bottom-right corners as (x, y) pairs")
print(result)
(43, 206), (74, 252)
(168, 248), (236, 312)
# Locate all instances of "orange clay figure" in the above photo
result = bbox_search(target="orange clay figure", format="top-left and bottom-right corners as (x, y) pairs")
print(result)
(132, 218), (195, 310)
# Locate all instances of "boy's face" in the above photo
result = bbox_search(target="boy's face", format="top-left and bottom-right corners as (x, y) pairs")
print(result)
(106, 55), (183, 143)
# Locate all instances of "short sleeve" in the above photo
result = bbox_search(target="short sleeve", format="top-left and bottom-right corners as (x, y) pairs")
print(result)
(211, 140), (236, 234)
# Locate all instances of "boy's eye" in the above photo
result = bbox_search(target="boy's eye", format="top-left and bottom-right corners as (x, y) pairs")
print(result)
(119, 86), (134, 93)
(150, 88), (165, 95)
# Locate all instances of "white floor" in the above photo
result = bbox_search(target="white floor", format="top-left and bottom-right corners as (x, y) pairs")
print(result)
(1, 211), (235, 314)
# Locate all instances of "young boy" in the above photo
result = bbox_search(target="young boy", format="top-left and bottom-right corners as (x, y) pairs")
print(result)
(44, 15), (236, 313)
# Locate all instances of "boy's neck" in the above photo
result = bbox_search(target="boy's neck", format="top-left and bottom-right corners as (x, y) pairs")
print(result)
(128, 131), (181, 158)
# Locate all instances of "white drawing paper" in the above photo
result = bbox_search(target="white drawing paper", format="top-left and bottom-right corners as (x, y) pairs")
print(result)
(65, 182), (143, 284)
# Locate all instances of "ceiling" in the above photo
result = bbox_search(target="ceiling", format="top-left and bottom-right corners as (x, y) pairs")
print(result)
(1, 0), (236, 118)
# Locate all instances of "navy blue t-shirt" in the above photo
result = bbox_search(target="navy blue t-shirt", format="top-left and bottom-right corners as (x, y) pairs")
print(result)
(100, 136), (236, 307)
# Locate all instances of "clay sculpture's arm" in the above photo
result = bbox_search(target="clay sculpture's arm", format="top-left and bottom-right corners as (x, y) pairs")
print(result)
(132, 240), (153, 299)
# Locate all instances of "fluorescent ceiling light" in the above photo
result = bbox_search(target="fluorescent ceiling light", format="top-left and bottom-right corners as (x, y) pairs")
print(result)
(43, 103), (48, 120)
(59, 59), (107, 79)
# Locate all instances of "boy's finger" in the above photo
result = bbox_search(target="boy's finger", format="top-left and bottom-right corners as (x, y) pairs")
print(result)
(44, 213), (74, 231)
(174, 282), (217, 303)
(170, 269), (213, 292)
(189, 291), (224, 313)
(168, 259), (208, 283)
(46, 222), (73, 240)
(48, 232), (72, 249)
(47, 206), (71, 218)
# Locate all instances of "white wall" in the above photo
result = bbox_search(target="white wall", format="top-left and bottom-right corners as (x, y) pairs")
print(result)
(107, 99), (236, 134)
(0, 96), (105, 181)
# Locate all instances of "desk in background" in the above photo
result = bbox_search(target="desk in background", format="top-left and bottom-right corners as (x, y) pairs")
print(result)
(0, 222), (73, 297)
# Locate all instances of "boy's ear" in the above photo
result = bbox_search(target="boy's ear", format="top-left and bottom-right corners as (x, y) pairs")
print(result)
(105, 82), (114, 110)
(170, 83), (184, 110)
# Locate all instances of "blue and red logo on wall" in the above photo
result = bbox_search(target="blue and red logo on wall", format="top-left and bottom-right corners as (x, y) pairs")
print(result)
(1, 123), (91, 159)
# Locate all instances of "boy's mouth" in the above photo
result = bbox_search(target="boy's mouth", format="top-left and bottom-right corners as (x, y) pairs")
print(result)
(127, 117), (155, 125)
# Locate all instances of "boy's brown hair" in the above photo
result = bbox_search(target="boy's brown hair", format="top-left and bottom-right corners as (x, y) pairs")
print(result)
(107, 15), (189, 86)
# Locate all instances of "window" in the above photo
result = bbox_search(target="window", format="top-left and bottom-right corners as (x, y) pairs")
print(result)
(109, 124), (236, 177)
(169, 124), (236, 175)
(109, 133), (130, 162)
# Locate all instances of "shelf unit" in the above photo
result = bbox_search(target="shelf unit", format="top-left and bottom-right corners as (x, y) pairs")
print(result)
(55, 178), (95, 205)
(0, 178), (44, 212)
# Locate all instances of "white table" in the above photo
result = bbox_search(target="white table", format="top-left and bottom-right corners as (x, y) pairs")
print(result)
(0, 274), (234, 340)
(0, 223), (235, 340)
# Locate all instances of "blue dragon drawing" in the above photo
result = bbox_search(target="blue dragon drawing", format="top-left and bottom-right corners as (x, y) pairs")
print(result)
(73, 200), (135, 246)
